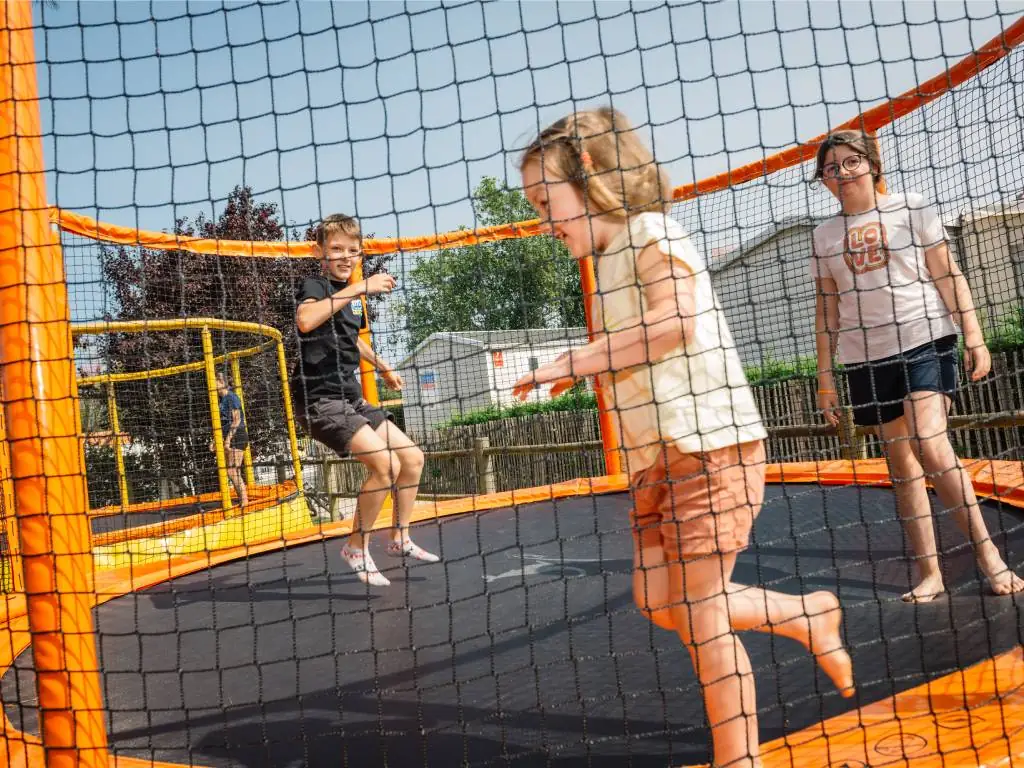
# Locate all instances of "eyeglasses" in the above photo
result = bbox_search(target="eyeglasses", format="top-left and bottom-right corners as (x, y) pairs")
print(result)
(820, 154), (867, 180)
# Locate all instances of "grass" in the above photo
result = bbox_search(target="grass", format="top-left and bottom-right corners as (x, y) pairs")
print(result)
(442, 388), (597, 428)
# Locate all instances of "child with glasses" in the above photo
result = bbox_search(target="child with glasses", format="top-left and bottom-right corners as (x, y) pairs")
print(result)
(292, 213), (439, 587)
(811, 129), (1023, 602)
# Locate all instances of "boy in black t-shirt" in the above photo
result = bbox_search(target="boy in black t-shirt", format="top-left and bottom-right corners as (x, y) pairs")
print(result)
(292, 213), (438, 587)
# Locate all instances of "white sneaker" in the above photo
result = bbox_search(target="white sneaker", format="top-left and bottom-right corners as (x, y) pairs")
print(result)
(386, 539), (440, 563)
(341, 545), (390, 587)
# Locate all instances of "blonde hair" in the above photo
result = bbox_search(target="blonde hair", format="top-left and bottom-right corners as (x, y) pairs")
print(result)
(315, 213), (361, 250)
(814, 129), (885, 187)
(520, 107), (671, 218)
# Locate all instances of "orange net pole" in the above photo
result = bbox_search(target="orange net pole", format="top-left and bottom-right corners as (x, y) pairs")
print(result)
(347, 259), (381, 406)
(577, 256), (622, 476)
(671, 14), (1024, 202)
(0, 2), (108, 766)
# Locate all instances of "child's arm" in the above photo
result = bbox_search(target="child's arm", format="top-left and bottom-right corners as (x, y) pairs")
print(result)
(295, 273), (396, 333)
(357, 338), (404, 390)
(925, 242), (982, 343)
(815, 277), (839, 381)
(814, 277), (841, 426)
(515, 244), (695, 393)
(227, 407), (242, 441)
(925, 242), (991, 380)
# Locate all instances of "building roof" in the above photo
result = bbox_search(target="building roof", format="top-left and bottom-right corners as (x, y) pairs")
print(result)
(712, 215), (824, 273)
(399, 327), (589, 368)
(953, 198), (1024, 226)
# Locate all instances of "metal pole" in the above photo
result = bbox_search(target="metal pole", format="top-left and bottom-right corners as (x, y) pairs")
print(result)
(229, 357), (256, 488)
(105, 383), (129, 509)
(276, 339), (305, 496)
(201, 327), (233, 512)
(577, 254), (622, 475)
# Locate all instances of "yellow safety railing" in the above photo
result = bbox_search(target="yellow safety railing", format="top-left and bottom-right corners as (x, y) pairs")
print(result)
(72, 318), (305, 515)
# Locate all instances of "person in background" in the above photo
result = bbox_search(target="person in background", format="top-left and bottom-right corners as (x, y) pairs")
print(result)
(211, 369), (249, 510)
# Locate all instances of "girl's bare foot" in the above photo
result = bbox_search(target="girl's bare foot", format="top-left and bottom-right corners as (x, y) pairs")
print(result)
(801, 591), (855, 697)
(901, 573), (946, 603)
(978, 557), (1024, 596)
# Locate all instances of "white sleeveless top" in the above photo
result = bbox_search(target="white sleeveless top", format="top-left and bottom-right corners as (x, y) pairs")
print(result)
(592, 213), (767, 473)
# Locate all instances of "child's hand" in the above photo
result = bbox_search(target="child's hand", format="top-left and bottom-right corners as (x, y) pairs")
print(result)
(363, 273), (397, 295)
(549, 377), (579, 398)
(382, 369), (404, 391)
(208, 440), (215, 452)
(964, 339), (991, 381)
(513, 357), (573, 401)
(818, 390), (840, 428)
(512, 374), (537, 402)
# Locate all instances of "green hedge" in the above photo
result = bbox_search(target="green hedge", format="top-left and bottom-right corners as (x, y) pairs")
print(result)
(985, 306), (1024, 353)
(442, 389), (597, 428)
(743, 356), (818, 385)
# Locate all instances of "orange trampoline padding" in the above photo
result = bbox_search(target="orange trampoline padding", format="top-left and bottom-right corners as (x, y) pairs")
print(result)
(88, 482), (289, 520)
(771, 457), (1024, 510)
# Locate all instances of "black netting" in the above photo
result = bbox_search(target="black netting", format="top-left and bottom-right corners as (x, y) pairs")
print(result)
(1, 2), (1023, 767)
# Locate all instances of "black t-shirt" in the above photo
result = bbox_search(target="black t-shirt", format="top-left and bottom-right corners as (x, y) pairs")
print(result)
(291, 277), (364, 408)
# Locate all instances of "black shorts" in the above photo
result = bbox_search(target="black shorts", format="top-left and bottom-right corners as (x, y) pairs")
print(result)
(297, 396), (394, 456)
(846, 335), (959, 426)
(225, 428), (249, 451)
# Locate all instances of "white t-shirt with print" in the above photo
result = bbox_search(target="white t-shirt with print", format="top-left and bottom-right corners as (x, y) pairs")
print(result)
(809, 192), (958, 364)
(593, 213), (767, 473)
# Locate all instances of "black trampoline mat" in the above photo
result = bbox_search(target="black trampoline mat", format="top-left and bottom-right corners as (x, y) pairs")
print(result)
(4, 484), (1024, 768)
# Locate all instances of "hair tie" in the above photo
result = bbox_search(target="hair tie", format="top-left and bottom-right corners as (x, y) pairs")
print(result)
(579, 149), (593, 171)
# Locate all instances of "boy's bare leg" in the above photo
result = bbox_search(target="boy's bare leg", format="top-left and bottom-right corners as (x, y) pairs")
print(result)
(226, 448), (248, 508)
(376, 421), (438, 562)
(341, 425), (398, 586)
(347, 424), (397, 549)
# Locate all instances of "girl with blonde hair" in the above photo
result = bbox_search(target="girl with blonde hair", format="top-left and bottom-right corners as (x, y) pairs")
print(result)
(514, 108), (854, 768)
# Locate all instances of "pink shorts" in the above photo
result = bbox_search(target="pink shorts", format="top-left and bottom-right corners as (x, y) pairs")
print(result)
(630, 441), (766, 561)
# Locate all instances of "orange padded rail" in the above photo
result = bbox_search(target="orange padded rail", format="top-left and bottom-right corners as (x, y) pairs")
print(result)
(0, 1), (108, 764)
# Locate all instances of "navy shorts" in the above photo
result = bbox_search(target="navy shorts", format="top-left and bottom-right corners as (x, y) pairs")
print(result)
(226, 427), (249, 451)
(296, 396), (394, 456)
(846, 335), (959, 426)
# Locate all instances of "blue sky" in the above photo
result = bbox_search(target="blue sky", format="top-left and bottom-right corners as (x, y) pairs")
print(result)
(31, 0), (1024, 343)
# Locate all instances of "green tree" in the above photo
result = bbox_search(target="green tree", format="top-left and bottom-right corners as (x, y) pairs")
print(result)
(94, 186), (320, 497)
(399, 177), (584, 348)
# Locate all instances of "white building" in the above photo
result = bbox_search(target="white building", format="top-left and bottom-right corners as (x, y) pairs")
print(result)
(947, 200), (1024, 324)
(397, 328), (590, 438)
(710, 216), (823, 367)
